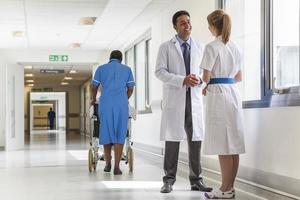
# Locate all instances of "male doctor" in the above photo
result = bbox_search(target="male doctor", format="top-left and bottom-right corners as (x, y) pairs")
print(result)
(155, 10), (212, 193)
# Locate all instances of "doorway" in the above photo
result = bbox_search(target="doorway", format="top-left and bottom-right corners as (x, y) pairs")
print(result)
(32, 101), (57, 130)
(29, 92), (66, 133)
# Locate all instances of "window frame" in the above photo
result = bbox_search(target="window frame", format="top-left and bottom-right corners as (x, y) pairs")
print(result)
(124, 31), (152, 114)
(125, 47), (136, 108)
(222, 0), (300, 108)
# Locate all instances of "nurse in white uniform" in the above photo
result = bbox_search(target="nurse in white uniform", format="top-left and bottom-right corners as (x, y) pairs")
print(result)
(200, 10), (245, 199)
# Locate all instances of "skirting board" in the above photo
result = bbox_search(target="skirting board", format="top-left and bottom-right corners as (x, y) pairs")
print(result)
(133, 142), (300, 198)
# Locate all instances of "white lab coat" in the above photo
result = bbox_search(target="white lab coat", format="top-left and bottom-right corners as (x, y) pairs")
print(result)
(200, 36), (245, 155)
(155, 36), (204, 141)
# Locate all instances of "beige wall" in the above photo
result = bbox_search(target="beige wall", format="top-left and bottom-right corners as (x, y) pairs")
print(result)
(24, 84), (85, 133)
(33, 105), (52, 128)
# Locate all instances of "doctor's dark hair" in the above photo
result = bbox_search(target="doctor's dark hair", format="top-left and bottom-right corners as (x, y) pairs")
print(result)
(110, 50), (123, 62)
(207, 9), (231, 44)
(172, 10), (190, 26)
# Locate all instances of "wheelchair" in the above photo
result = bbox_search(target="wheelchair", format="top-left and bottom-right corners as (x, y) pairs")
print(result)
(88, 103), (135, 173)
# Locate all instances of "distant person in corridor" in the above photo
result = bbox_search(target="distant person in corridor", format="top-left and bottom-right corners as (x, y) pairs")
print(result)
(47, 108), (56, 130)
(155, 10), (212, 193)
(90, 50), (135, 175)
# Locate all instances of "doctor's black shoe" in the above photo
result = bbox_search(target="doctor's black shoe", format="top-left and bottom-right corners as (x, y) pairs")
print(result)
(160, 182), (173, 193)
(191, 180), (212, 192)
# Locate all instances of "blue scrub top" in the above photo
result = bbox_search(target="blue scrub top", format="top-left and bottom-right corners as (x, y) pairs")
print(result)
(91, 59), (135, 145)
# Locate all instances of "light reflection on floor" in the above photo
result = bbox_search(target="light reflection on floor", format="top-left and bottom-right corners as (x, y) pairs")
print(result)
(0, 131), (295, 200)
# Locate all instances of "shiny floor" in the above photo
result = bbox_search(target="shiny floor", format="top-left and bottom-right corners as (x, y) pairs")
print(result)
(0, 131), (295, 200)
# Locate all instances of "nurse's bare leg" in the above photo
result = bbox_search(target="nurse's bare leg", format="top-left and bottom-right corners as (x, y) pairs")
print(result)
(219, 155), (234, 192)
(113, 143), (124, 175)
(232, 154), (239, 188)
(103, 144), (112, 172)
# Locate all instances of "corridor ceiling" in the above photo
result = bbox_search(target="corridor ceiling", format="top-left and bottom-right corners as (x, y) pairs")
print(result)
(0, 0), (174, 50)
(23, 63), (94, 87)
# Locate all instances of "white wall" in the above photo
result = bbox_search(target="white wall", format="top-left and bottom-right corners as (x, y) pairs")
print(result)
(242, 107), (300, 179)
(5, 63), (24, 151)
(124, 0), (300, 196)
(92, 50), (110, 74)
(0, 58), (6, 148)
(0, 49), (103, 64)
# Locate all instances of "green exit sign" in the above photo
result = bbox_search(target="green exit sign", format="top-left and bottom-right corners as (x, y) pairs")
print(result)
(49, 55), (69, 62)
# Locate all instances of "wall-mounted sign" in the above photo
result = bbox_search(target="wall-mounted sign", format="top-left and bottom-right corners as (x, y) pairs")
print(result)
(40, 69), (64, 74)
(31, 88), (53, 92)
(49, 55), (68, 62)
(40, 96), (48, 100)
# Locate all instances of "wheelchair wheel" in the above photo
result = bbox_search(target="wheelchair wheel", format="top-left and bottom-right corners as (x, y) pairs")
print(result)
(128, 148), (133, 172)
(93, 155), (98, 171)
(88, 149), (95, 172)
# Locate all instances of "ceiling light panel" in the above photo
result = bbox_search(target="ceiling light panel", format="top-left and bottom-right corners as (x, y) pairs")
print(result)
(70, 43), (81, 49)
(64, 77), (73, 80)
(84, 0), (151, 49)
(12, 31), (25, 37)
(24, 65), (33, 69)
(79, 17), (97, 25)
(0, 0), (173, 50)
(69, 70), (77, 74)
(27, 29), (89, 49)
(0, 1), (27, 49)
(24, 0), (108, 49)
(26, 80), (34, 83)
(0, 31), (26, 49)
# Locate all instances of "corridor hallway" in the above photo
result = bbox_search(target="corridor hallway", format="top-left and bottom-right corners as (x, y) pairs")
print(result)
(0, 131), (295, 200)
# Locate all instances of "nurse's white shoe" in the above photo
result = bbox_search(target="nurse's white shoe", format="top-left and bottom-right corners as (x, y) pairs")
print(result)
(204, 189), (234, 199)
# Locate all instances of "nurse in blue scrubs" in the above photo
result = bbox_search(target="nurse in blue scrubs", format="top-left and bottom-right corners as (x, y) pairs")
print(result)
(90, 50), (135, 175)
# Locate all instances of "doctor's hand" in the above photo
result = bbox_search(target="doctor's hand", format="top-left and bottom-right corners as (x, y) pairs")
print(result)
(183, 74), (200, 87)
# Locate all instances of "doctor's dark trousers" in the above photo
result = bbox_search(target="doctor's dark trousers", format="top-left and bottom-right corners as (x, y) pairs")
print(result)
(163, 89), (202, 185)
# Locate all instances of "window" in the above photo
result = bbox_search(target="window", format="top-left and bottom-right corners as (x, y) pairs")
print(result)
(136, 41), (146, 111)
(224, 0), (261, 101)
(125, 48), (136, 107)
(272, 0), (299, 90)
(125, 36), (152, 113)
(223, 0), (300, 107)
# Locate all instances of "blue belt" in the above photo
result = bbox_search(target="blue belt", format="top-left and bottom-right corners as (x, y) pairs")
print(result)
(208, 78), (236, 84)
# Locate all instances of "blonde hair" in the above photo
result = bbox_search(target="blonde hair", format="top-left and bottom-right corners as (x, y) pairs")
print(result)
(207, 10), (231, 44)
